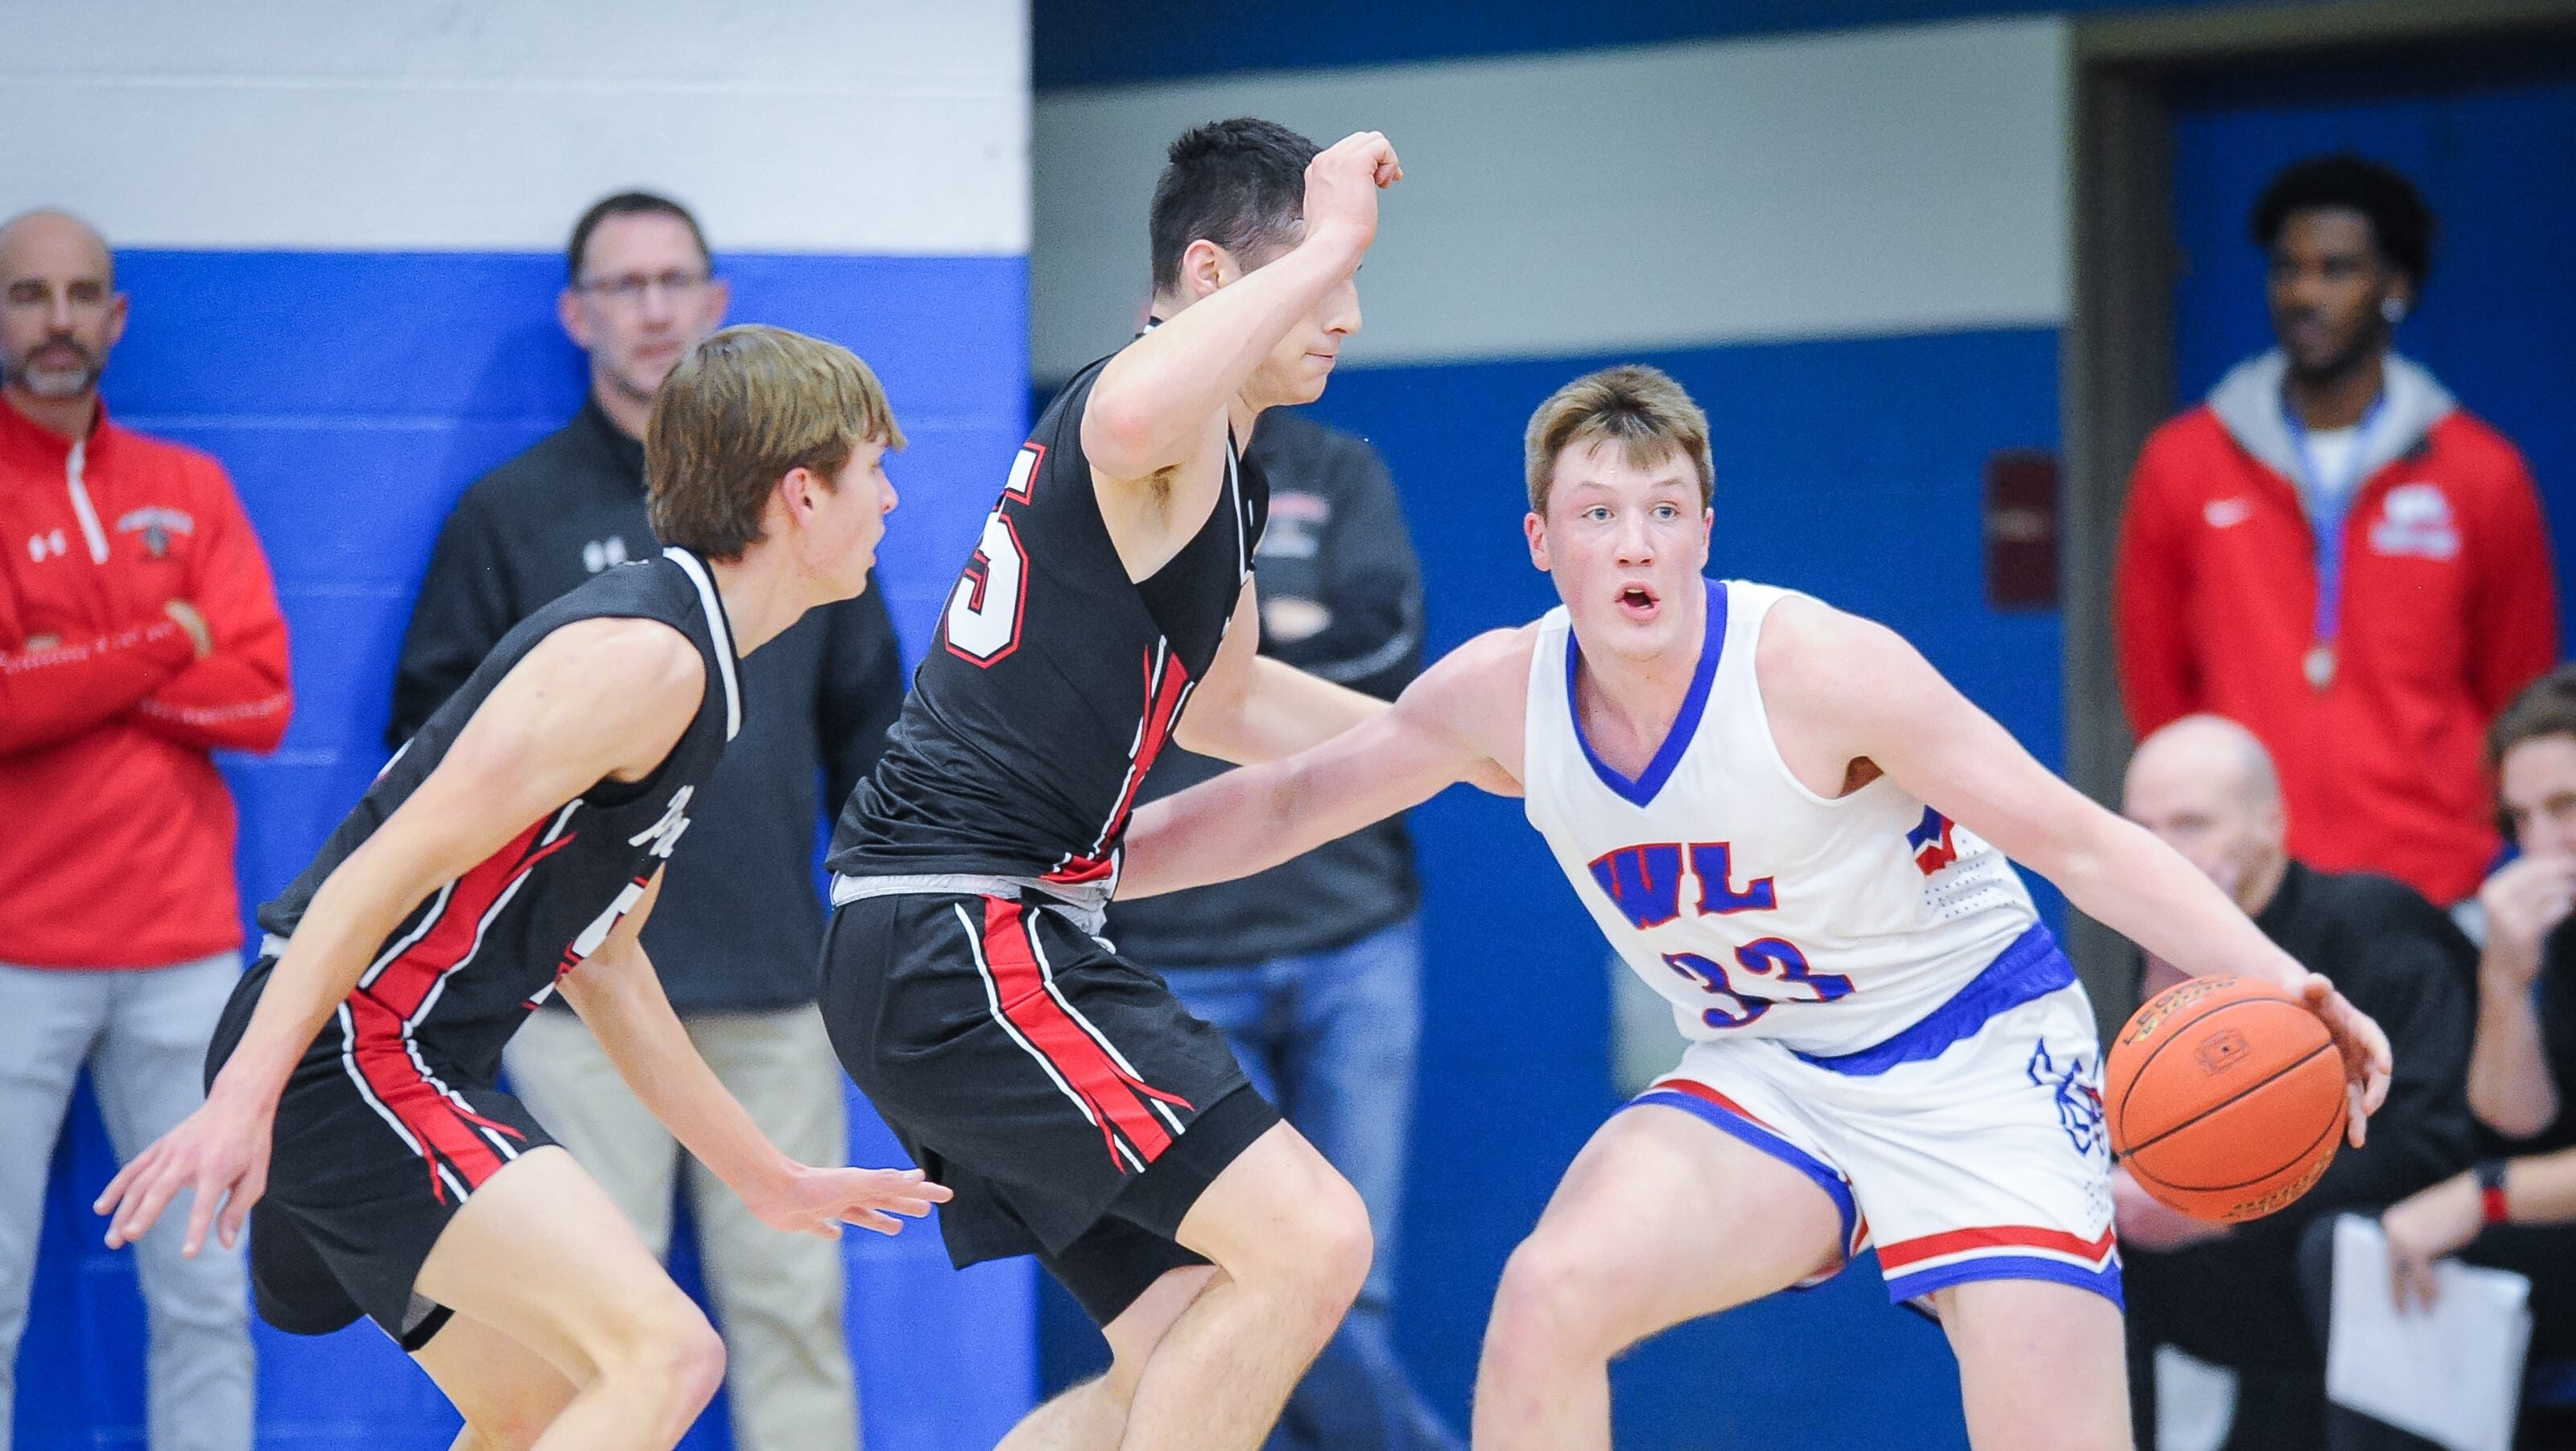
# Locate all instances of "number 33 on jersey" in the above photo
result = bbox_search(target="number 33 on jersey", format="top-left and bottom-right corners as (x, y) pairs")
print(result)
(1522, 581), (2044, 1059)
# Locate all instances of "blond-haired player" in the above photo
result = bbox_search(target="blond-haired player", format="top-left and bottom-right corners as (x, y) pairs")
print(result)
(1121, 365), (2391, 1449)
(96, 326), (948, 1449)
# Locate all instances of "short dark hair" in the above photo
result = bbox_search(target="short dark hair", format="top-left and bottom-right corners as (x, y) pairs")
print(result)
(2249, 154), (2435, 285)
(567, 191), (712, 282)
(2491, 664), (2576, 774)
(1148, 118), (1320, 294)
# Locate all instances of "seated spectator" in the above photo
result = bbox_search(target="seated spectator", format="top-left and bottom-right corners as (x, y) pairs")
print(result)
(2317, 668), (2576, 1449)
(0, 209), (291, 1447)
(2119, 715), (2476, 1451)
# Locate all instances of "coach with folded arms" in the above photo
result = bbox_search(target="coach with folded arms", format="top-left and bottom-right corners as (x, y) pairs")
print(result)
(0, 209), (290, 1451)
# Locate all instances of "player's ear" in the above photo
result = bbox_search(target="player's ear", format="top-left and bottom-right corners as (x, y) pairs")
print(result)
(778, 465), (823, 525)
(1525, 511), (1550, 571)
(1179, 239), (1228, 302)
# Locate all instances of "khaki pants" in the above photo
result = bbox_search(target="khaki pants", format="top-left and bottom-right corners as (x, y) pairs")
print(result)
(506, 1004), (857, 1451)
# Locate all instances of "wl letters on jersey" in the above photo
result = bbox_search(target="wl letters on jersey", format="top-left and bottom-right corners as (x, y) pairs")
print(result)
(1587, 840), (1855, 1029)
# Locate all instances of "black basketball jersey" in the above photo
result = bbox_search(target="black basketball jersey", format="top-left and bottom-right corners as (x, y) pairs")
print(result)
(830, 350), (1267, 888)
(257, 547), (741, 1088)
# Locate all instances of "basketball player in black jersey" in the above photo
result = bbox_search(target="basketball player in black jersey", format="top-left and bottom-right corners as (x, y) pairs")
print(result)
(94, 326), (947, 1449)
(822, 122), (1402, 1451)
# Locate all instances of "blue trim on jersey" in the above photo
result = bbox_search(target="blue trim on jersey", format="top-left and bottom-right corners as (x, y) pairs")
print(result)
(1885, 1254), (2124, 1312)
(1567, 581), (1727, 808)
(1626, 1083), (1856, 1259)
(1791, 924), (2072, 1077)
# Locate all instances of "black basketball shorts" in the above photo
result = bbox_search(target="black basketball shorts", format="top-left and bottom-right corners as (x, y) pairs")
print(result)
(207, 956), (556, 1351)
(819, 889), (1279, 1324)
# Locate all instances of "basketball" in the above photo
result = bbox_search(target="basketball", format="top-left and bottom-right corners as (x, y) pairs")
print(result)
(2105, 974), (2348, 1223)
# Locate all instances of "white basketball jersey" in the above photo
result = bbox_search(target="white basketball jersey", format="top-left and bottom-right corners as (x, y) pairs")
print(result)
(1523, 580), (2037, 1058)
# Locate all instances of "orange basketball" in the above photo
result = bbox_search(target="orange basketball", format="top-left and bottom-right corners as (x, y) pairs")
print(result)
(2105, 974), (2347, 1223)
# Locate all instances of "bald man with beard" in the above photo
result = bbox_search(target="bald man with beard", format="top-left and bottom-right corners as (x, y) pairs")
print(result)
(0, 209), (289, 1451)
(2119, 716), (2477, 1451)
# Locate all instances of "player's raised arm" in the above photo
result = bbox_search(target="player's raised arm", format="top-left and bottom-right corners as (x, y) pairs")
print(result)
(1756, 596), (2392, 1135)
(1080, 130), (1400, 486)
(94, 618), (704, 1255)
(555, 872), (949, 1237)
(1123, 625), (1528, 898)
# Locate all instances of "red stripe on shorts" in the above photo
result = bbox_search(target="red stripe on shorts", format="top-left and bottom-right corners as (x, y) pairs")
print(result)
(981, 897), (1195, 1171)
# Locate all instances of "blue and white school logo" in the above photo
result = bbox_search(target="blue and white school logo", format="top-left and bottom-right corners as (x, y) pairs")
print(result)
(2028, 1041), (2107, 1160)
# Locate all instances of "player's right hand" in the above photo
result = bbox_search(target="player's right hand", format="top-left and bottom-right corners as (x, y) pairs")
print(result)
(94, 1090), (273, 1259)
(1302, 130), (1402, 262)
(749, 1164), (954, 1238)
(2294, 970), (2392, 1148)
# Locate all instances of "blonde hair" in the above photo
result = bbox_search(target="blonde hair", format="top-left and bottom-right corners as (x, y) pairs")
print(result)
(1522, 364), (1713, 515)
(646, 325), (904, 559)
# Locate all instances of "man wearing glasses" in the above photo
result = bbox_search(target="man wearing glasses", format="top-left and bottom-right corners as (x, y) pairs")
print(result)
(390, 192), (902, 1451)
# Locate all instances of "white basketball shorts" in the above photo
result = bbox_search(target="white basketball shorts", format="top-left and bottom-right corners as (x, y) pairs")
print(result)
(1624, 925), (2120, 1311)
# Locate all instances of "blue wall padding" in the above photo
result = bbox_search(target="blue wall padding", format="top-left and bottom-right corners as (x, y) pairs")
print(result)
(20, 248), (1034, 1450)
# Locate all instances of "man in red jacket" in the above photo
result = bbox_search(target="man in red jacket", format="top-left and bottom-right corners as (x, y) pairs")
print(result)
(2117, 155), (2558, 907)
(0, 209), (288, 1448)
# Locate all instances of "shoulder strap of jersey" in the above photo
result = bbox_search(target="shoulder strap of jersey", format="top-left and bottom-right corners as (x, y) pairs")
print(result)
(660, 546), (741, 741)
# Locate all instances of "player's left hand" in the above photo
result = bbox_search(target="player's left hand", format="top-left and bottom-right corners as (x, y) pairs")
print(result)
(2380, 1171), (2481, 1313)
(2110, 1166), (2229, 1251)
(749, 1164), (952, 1238)
(2295, 970), (2391, 1147)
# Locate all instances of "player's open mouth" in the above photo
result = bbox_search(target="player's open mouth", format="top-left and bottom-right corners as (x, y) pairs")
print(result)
(1616, 585), (1659, 620)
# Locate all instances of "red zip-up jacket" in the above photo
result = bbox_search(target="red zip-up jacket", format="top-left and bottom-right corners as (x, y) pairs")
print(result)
(0, 397), (291, 968)
(2116, 350), (2557, 906)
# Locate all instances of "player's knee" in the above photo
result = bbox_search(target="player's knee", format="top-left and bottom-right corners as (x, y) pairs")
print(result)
(1270, 1169), (1373, 1315)
(596, 1288), (726, 1416)
(1488, 1232), (1618, 1359)
(660, 1310), (729, 1413)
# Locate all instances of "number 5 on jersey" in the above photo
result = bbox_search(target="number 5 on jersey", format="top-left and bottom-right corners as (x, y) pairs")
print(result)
(945, 444), (1043, 666)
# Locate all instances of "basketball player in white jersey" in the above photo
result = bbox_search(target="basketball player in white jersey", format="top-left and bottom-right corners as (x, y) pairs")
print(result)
(1117, 365), (2392, 1449)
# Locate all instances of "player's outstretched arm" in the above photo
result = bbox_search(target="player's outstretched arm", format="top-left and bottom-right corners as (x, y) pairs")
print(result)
(555, 873), (950, 1237)
(1081, 130), (1401, 486)
(1175, 585), (1385, 765)
(93, 618), (707, 1257)
(1757, 597), (2392, 1139)
(1124, 625), (1529, 899)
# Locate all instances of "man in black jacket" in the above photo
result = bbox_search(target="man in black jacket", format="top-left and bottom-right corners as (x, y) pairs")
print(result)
(2318, 667), (2576, 1449)
(387, 192), (902, 1451)
(2118, 714), (2477, 1451)
(1101, 407), (1460, 1451)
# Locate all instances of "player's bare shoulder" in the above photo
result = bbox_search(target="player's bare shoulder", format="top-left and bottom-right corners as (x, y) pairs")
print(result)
(1750, 593), (1912, 713)
(1748, 592), (1922, 796)
(478, 614), (706, 781)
